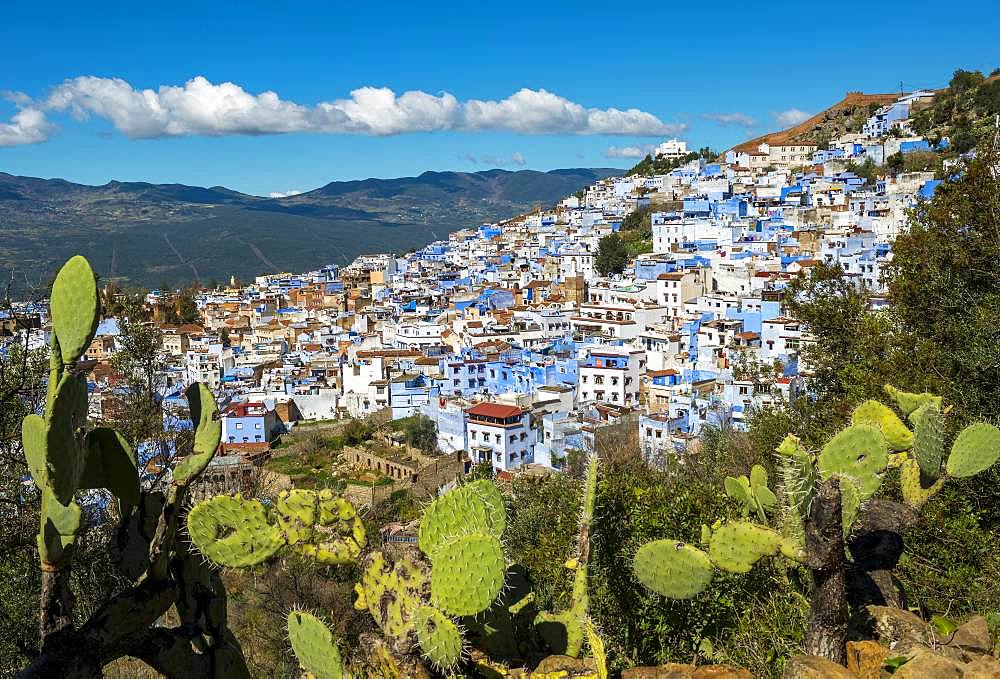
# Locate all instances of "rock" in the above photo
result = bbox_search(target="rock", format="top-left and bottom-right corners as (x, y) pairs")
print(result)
(532, 655), (597, 676)
(781, 655), (857, 678)
(622, 665), (751, 679)
(692, 666), (753, 679)
(946, 615), (993, 653)
(961, 656), (1000, 678)
(892, 650), (964, 678)
(622, 665), (695, 679)
(845, 641), (887, 679)
(867, 605), (935, 649)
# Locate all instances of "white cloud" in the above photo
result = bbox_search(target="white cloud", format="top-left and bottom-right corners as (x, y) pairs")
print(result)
(28, 76), (682, 143)
(702, 112), (758, 129)
(480, 152), (528, 167)
(268, 189), (303, 198)
(775, 108), (812, 127)
(0, 92), (53, 146)
(603, 144), (655, 159)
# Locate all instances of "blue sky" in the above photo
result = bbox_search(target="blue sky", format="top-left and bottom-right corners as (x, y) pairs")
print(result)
(1, 0), (998, 196)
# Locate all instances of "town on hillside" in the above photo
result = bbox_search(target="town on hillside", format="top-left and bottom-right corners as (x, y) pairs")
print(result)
(2, 88), (954, 496)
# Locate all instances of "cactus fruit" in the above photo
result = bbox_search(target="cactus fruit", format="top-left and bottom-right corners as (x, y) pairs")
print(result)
(911, 401), (945, 477)
(286, 610), (343, 679)
(49, 255), (100, 366)
(708, 521), (782, 574)
(430, 533), (505, 616)
(632, 540), (713, 599)
(418, 480), (505, 557)
(173, 382), (222, 485)
(413, 605), (464, 670)
(883, 384), (941, 418)
(817, 424), (888, 499)
(852, 400), (913, 451)
(186, 494), (284, 567)
(946, 422), (1000, 478)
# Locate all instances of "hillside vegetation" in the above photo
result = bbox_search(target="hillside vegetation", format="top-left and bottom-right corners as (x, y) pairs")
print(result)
(0, 168), (620, 293)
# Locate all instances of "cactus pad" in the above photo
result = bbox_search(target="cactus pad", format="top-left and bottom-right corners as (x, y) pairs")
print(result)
(817, 424), (888, 499)
(883, 385), (942, 418)
(724, 475), (755, 516)
(708, 521), (782, 574)
(946, 422), (1000, 478)
(911, 401), (945, 477)
(413, 605), (464, 670)
(45, 373), (89, 505)
(279, 489), (366, 564)
(50, 255), (100, 366)
(22, 414), (48, 489)
(186, 494), (283, 567)
(79, 427), (139, 509)
(430, 533), (505, 616)
(900, 457), (946, 508)
(852, 400), (913, 451)
(419, 481), (505, 557)
(839, 476), (861, 535)
(286, 610), (343, 679)
(173, 383), (221, 485)
(37, 487), (83, 567)
(632, 540), (713, 599)
(355, 550), (428, 642)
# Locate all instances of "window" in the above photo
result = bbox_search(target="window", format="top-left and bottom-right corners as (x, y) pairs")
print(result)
(234, 422), (243, 430)
(255, 423), (262, 429)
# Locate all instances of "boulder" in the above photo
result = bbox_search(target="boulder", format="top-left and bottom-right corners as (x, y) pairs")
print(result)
(781, 655), (857, 678)
(891, 650), (964, 679)
(622, 665), (695, 679)
(845, 641), (887, 679)
(946, 615), (992, 653)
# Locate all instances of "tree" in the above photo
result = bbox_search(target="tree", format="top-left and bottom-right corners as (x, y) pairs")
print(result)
(783, 262), (894, 411)
(884, 142), (1000, 425)
(402, 415), (438, 454)
(594, 234), (629, 277)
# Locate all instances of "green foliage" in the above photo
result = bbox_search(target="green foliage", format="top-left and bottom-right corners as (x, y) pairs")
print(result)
(399, 414), (438, 453)
(594, 233), (630, 276)
(626, 151), (701, 176)
(885, 143), (1000, 426)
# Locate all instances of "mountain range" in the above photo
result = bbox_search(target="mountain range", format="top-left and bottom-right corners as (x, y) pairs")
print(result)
(0, 167), (621, 293)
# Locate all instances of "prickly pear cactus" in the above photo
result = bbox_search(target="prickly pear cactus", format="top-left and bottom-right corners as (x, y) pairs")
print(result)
(49, 255), (100, 366)
(287, 610), (343, 679)
(817, 424), (888, 499)
(277, 488), (367, 564)
(883, 384), (941, 418)
(708, 520), (783, 573)
(430, 533), (505, 616)
(946, 422), (1000, 478)
(187, 494), (284, 567)
(418, 479), (505, 556)
(173, 382), (222, 485)
(535, 453), (598, 658)
(412, 605), (464, 670)
(852, 400), (913, 451)
(911, 401), (945, 477)
(633, 540), (714, 599)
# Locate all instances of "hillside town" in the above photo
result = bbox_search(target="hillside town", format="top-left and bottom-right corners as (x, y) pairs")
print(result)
(5, 89), (951, 486)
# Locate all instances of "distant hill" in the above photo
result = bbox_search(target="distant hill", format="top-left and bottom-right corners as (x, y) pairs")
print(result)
(731, 91), (901, 154)
(0, 167), (620, 293)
